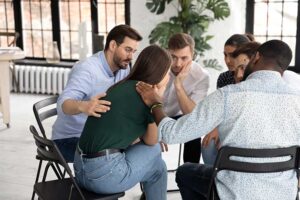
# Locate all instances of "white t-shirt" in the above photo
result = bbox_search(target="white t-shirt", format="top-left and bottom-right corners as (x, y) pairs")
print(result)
(163, 61), (210, 117)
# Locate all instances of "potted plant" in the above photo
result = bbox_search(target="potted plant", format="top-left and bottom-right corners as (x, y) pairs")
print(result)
(146, 0), (230, 69)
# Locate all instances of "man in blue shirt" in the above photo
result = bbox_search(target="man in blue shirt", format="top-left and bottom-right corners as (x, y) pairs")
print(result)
(136, 40), (300, 200)
(52, 25), (142, 162)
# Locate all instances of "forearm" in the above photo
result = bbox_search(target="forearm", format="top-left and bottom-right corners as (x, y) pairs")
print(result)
(175, 85), (196, 114)
(152, 106), (168, 125)
(62, 99), (87, 115)
(142, 123), (159, 145)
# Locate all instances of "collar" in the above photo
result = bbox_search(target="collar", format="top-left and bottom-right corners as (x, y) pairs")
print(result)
(99, 51), (115, 77)
(246, 70), (282, 81)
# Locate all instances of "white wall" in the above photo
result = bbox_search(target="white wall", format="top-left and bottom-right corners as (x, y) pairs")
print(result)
(130, 0), (246, 93)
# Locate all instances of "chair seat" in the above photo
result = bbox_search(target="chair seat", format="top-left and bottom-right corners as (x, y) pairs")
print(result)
(34, 178), (125, 200)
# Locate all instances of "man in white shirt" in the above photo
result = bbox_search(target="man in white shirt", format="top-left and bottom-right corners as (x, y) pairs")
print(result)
(282, 70), (300, 90)
(163, 33), (210, 163)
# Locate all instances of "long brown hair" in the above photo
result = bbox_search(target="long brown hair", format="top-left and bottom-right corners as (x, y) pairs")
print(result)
(128, 44), (171, 84)
(108, 45), (172, 91)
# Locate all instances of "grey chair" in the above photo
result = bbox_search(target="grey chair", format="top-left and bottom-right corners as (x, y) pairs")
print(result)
(30, 125), (125, 200)
(207, 146), (300, 200)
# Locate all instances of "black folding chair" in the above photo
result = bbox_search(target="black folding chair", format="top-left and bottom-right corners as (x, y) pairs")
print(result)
(30, 125), (125, 200)
(31, 96), (62, 199)
(207, 146), (300, 200)
(33, 96), (58, 138)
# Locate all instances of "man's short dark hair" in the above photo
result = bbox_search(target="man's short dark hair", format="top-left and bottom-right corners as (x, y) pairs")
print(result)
(168, 33), (195, 52)
(258, 40), (292, 71)
(104, 24), (142, 50)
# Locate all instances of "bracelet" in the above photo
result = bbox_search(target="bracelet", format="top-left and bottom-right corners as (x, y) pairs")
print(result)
(150, 103), (163, 114)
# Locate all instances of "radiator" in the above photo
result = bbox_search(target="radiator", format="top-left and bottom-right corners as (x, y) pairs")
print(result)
(12, 65), (71, 95)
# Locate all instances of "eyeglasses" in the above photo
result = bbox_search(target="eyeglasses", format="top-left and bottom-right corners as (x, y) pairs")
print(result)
(117, 43), (136, 55)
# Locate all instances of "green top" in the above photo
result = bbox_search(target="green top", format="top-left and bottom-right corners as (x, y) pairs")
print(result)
(79, 80), (154, 154)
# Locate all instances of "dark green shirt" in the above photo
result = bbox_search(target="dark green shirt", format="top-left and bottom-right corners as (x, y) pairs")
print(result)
(79, 80), (154, 154)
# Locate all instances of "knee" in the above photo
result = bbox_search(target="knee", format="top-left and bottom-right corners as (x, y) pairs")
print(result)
(157, 157), (167, 175)
(175, 163), (193, 186)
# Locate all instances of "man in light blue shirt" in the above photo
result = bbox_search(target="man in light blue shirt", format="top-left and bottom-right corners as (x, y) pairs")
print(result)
(136, 40), (300, 200)
(52, 25), (142, 162)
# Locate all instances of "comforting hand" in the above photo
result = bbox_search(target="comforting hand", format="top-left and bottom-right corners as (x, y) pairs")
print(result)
(136, 82), (163, 107)
(202, 128), (220, 148)
(79, 93), (111, 117)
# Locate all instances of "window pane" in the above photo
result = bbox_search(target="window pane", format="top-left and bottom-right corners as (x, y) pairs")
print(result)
(255, 36), (267, 44)
(61, 31), (71, 59)
(0, 0), (15, 47)
(282, 36), (296, 66)
(253, 0), (298, 67)
(43, 30), (52, 56)
(268, 2), (283, 36)
(254, 2), (268, 36)
(32, 30), (42, 57)
(97, 0), (125, 37)
(23, 30), (33, 57)
(282, 2), (298, 36)
(59, 1), (91, 60)
(21, 0), (52, 58)
(5, 1), (14, 30)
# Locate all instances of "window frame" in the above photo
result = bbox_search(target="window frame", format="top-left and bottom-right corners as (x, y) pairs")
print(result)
(11, 0), (130, 62)
(246, 0), (300, 73)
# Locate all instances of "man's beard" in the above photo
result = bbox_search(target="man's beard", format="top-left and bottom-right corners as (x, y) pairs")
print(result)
(113, 54), (131, 69)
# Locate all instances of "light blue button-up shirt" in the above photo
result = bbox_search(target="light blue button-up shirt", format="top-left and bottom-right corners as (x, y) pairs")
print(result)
(159, 70), (300, 200)
(52, 51), (130, 140)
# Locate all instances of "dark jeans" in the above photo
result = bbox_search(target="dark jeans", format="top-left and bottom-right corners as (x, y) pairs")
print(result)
(176, 163), (214, 200)
(183, 138), (201, 163)
(172, 115), (201, 163)
(53, 137), (79, 162)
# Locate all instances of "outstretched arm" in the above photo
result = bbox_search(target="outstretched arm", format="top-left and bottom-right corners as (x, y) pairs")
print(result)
(62, 93), (111, 117)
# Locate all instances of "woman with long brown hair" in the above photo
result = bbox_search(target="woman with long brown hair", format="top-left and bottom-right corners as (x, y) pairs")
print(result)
(73, 45), (172, 200)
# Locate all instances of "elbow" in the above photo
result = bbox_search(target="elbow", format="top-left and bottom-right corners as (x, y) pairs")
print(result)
(143, 138), (158, 146)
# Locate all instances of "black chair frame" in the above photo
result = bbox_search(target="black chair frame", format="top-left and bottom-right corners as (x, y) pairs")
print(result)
(207, 146), (300, 200)
(33, 96), (58, 138)
(32, 96), (63, 199)
(30, 125), (125, 200)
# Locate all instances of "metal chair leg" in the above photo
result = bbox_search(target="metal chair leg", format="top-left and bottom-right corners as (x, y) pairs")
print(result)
(167, 143), (182, 193)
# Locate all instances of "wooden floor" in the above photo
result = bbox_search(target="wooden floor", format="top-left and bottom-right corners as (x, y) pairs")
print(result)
(0, 93), (181, 200)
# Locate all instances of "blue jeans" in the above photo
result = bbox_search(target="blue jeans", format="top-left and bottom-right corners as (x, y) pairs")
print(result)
(176, 163), (214, 200)
(74, 142), (167, 200)
(53, 137), (79, 162)
(201, 139), (218, 166)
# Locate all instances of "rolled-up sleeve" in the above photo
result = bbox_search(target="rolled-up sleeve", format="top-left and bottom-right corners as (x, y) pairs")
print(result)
(57, 62), (93, 110)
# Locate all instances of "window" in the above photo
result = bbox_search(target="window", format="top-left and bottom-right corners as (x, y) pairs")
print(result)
(246, 0), (300, 73)
(0, 0), (128, 61)
(0, 0), (15, 47)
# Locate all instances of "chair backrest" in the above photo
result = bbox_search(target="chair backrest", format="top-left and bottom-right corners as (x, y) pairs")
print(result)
(207, 146), (300, 200)
(30, 124), (86, 199)
(33, 96), (58, 138)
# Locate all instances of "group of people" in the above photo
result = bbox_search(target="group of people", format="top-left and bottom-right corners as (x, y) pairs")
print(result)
(50, 24), (300, 200)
